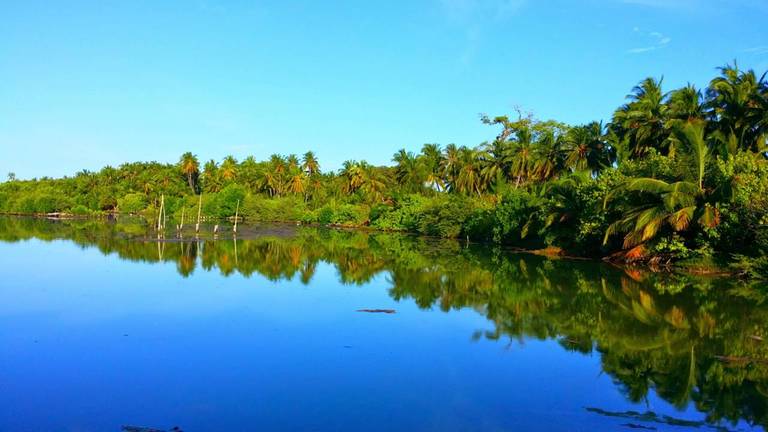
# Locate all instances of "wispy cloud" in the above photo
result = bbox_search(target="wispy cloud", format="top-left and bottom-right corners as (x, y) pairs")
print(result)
(743, 46), (768, 55)
(627, 28), (671, 54)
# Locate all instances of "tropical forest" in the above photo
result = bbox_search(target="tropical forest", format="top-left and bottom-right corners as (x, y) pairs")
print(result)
(3, 64), (766, 276)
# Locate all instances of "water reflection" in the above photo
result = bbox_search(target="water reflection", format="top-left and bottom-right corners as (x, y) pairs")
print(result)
(2, 216), (768, 429)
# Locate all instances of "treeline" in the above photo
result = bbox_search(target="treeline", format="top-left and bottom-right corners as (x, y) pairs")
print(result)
(1, 64), (767, 270)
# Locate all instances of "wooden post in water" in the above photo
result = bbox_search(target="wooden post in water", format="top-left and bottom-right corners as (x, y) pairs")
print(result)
(233, 200), (240, 234)
(234, 234), (238, 267)
(157, 194), (165, 232)
(195, 193), (202, 233)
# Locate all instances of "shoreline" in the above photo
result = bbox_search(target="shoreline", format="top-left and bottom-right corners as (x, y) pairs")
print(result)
(0, 212), (741, 279)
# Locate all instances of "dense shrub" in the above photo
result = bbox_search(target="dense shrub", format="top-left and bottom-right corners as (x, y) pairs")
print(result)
(117, 193), (148, 213)
(708, 153), (768, 258)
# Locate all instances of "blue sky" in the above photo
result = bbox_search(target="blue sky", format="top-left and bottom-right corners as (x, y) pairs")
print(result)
(1, 0), (766, 179)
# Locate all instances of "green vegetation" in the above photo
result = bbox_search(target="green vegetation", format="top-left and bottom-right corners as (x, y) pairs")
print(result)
(1, 64), (767, 271)
(2, 216), (768, 428)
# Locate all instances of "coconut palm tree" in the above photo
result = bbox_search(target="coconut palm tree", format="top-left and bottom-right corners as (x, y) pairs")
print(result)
(533, 128), (568, 181)
(302, 151), (320, 176)
(420, 143), (445, 192)
(202, 159), (221, 192)
(286, 154), (300, 171)
(507, 127), (536, 188)
(392, 149), (424, 193)
(288, 172), (306, 195)
(604, 120), (718, 249)
(339, 160), (365, 194)
(667, 84), (704, 123)
(706, 63), (767, 153)
(564, 122), (615, 175)
(220, 156), (238, 182)
(178, 152), (200, 194)
(611, 77), (671, 158)
(440, 144), (461, 192)
(239, 156), (261, 191)
(360, 163), (388, 203)
(480, 140), (510, 191)
(455, 147), (485, 196)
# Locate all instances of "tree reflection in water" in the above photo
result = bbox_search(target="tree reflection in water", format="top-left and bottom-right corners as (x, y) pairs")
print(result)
(2, 216), (767, 429)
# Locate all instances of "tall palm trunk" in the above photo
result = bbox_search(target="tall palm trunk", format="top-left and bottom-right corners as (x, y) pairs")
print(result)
(187, 172), (196, 194)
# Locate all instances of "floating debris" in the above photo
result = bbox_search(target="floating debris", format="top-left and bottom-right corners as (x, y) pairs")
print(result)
(122, 426), (183, 432)
(356, 309), (396, 314)
(621, 424), (656, 430)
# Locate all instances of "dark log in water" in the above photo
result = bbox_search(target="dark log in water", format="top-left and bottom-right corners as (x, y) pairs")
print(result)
(122, 426), (183, 432)
(357, 309), (396, 314)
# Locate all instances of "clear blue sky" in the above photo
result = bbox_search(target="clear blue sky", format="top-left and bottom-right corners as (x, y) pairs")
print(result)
(1, 0), (766, 179)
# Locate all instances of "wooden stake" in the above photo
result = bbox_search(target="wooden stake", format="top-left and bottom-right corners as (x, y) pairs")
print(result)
(196, 193), (203, 233)
(162, 197), (167, 231)
(233, 200), (240, 234)
(157, 194), (165, 231)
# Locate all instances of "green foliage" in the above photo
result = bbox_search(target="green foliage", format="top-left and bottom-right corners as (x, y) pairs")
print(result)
(730, 255), (768, 280)
(240, 195), (307, 222)
(1, 63), (766, 269)
(416, 195), (476, 238)
(488, 189), (542, 245)
(370, 195), (428, 231)
(117, 193), (148, 213)
(650, 234), (693, 260)
(69, 205), (91, 215)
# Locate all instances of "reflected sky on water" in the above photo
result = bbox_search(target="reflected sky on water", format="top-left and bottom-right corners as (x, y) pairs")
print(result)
(0, 217), (766, 431)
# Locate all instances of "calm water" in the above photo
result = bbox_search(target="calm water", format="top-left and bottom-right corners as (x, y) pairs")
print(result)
(1, 217), (767, 431)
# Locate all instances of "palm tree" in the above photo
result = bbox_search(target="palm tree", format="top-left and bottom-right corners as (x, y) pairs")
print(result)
(541, 170), (592, 230)
(610, 77), (670, 158)
(533, 129), (567, 181)
(508, 127), (536, 188)
(302, 151), (320, 176)
(667, 84), (704, 123)
(480, 140), (510, 191)
(288, 172), (306, 195)
(455, 147), (485, 196)
(360, 163), (388, 203)
(220, 156), (238, 182)
(440, 144), (461, 192)
(420, 143), (445, 192)
(339, 160), (365, 194)
(202, 159), (221, 192)
(706, 63), (767, 153)
(604, 120), (718, 249)
(179, 152), (200, 194)
(239, 156), (261, 191)
(392, 149), (424, 193)
(263, 154), (287, 196)
(286, 154), (300, 171)
(564, 122), (615, 175)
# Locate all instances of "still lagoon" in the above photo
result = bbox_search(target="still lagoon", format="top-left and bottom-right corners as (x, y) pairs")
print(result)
(0, 216), (766, 431)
